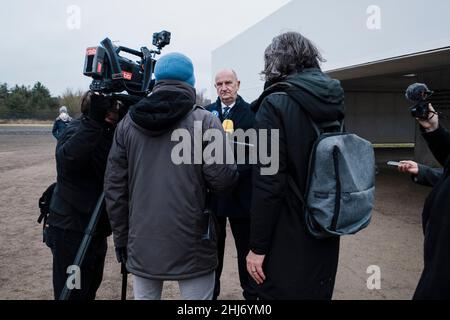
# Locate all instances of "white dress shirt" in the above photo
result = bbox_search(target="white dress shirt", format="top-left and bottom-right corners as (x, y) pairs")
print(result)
(221, 101), (236, 116)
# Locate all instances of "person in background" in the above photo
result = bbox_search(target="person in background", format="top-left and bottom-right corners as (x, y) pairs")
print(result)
(52, 106), (72, 140)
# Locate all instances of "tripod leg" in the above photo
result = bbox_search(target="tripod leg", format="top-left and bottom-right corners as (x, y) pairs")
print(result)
(59, 193), (105, 300)
(121, 263), (127, 301)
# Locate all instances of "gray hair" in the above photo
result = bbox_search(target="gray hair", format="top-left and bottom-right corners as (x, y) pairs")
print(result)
(215, 68), (239, 82)
(262, 32), (325, 82)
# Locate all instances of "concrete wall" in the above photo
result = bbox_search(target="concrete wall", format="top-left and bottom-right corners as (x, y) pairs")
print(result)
(344, 91), (414, 144)
(341, 67), (450, 166)
(212, 0), (450, 102)
(342, 67), (450, 145)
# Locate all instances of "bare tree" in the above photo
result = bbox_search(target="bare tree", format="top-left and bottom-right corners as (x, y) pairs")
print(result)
(59, 88), (85, 117)
(196, 88), (211, 107)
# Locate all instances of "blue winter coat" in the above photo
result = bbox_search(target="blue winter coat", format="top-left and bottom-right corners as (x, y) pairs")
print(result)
(52, 117), (71, 140)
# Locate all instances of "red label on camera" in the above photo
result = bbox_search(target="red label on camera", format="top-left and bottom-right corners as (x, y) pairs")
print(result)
(122, 71), (132, 80)
(97, 63), (102, 73)
(86, 47), (97, 56)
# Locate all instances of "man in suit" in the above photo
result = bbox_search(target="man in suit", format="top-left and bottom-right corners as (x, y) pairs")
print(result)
(206, 69), (256, 300)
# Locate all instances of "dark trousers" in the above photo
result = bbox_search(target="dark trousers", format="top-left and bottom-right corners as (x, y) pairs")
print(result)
(213, 216), (257, 300)
(44, 225), (107, 300)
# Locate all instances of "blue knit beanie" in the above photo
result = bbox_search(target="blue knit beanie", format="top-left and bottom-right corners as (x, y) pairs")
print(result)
(154, 52), (196, 87)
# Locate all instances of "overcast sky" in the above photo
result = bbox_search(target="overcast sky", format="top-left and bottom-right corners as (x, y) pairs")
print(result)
(0, 0), (290, 99)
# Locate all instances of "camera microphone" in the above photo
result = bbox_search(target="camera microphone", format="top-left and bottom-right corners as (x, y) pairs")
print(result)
(405, 83), (433, 102)
(405, 83), (448, 121)
(405, 83), (437, 120)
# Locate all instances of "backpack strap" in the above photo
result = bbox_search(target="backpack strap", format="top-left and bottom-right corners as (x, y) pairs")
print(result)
(318, 120), (344, 133)
(259, 81), (344, 136)
(38, 182), (57, 241)
(283, 92), (344, 136)
(38, 182), (56, 225)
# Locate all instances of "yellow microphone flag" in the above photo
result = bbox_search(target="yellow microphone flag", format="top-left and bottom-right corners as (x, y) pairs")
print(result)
(223, 119), (234, 134)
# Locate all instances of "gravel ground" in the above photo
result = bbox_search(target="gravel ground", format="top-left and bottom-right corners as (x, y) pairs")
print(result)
(0, 127), (428, 300)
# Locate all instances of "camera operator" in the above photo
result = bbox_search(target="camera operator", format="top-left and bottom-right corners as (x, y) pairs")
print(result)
(412, 103), (450, 300)
(44, 91), (121, 300)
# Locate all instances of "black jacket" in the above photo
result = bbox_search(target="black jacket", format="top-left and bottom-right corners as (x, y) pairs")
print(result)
(52, 118), (71, 140)
(206, 96), (255, 218)
(414, 126), (450, 300)
(250, 69), (345, 300)
(48, 116), (114, 237)
(414, 165), (443, 187)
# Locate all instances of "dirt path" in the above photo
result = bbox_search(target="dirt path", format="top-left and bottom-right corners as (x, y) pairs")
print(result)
(0, 128), (428, 299)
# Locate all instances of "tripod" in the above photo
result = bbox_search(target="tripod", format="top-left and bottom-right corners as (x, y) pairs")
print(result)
(58, 192), (128, 300)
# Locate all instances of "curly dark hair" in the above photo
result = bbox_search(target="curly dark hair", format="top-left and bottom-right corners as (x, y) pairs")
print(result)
(80, 91), (92, 115)
(262, 32), (325, 82)
(80, 91), (120, 116)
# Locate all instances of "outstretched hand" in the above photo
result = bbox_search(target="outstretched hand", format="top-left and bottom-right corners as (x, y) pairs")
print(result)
(398, 161), (419, 176)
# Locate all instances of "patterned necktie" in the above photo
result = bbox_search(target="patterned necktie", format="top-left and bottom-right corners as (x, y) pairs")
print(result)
(222, 107), (231, 119)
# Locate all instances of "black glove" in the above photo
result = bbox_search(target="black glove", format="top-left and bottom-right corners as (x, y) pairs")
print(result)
(88, 93), (112, 123)
(115, 246), (128, 264)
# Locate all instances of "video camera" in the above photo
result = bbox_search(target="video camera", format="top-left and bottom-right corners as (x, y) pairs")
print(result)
(83, 30), (171, 106)
(405, 83), (434, 120)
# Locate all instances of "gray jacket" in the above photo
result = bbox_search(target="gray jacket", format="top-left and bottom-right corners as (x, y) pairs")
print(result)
(104, 81), (238, 280)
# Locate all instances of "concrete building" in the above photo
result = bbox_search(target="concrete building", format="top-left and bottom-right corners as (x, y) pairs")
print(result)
(212, 0), (450, 164)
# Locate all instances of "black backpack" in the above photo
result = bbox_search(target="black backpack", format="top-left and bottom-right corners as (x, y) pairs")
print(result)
(38, 183), (56, 239)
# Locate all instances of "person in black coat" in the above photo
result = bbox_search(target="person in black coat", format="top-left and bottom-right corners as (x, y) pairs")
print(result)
(410, 104), (450, 300)
(205, 69), (257, 300)
(44, 91), (120, 300)
(246, 32), (344, 300)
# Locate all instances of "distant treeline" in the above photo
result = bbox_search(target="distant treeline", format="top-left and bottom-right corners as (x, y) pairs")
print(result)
(0, 82), (83, 120)
(0, 82), (211, 120)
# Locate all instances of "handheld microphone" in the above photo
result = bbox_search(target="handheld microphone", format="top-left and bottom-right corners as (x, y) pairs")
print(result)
(222, 119), (255, 147)
(222, 119), (234, 134)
